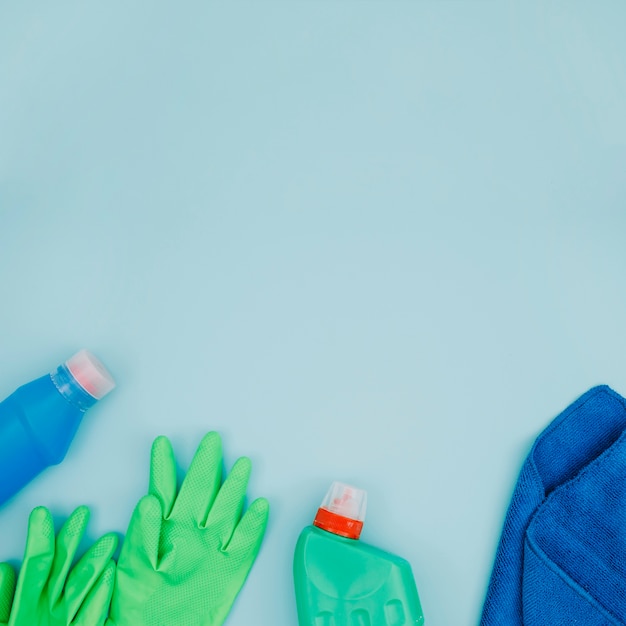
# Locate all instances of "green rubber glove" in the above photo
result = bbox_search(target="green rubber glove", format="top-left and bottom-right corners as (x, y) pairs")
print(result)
(109, 432), (269, 626)
(0, 506), (117, 626)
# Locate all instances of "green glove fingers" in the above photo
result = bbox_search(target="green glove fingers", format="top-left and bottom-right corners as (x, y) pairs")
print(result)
(118, 494), (163, 571)
(7, 506), (118, 626)
(147, 437), (177, 518)
(47, 506), (90, 608)
(109, 494), (165, 624)
(227, 496), (270, 558)
(166, 431), (223, 525)
(73, 560), (116, 626)
(110, 432), (269, 626)
(0, 563), (15, 624)
(62, 530), (118, 619)
(10, 507), (56, 624)
(206, 456), (251, 546)
(203, 454), (270, 560)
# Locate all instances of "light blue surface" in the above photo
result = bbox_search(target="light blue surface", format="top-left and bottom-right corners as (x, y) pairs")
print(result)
(1, 2), (625, 624)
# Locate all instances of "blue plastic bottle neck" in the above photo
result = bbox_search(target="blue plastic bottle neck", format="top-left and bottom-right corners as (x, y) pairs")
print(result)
(50, 363), (98, 412)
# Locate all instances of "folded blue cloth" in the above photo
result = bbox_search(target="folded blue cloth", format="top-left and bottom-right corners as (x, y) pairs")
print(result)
(480, 385), (626, 625)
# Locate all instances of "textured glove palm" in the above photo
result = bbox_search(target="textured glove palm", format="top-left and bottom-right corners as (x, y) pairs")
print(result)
(108, 432), (269, 626)
(0, 506), (117, 626)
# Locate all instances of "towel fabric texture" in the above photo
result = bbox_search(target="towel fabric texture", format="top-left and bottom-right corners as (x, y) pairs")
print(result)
(481, 385), (626, 625)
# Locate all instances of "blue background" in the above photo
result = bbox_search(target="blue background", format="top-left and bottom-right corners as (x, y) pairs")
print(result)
(1, 2), (625, 624)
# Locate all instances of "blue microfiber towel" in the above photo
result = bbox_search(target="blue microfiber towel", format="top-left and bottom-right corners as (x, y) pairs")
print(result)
(480, 385), (626, 625)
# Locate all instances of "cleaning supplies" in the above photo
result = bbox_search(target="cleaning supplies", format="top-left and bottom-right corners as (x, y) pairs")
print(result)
(108, 432), (270, 626)
(294, 481), (424, 625)
(0, 505), (117, 626)
(0, 350), (115, 507)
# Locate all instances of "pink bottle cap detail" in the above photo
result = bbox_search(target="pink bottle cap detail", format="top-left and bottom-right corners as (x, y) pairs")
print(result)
(66, 350), (116, 400)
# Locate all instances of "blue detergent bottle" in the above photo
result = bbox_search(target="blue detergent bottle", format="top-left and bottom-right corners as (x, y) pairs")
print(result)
(0, 350), (116, 507)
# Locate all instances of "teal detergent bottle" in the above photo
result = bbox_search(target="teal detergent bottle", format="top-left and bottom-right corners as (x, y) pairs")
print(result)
(0, 350), (116, 507)
(294, 482), (424, 625)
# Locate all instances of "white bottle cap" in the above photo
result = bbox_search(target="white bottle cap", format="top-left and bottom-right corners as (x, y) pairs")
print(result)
(320, 481), (367, 522)
(66, 349), (116, 400)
